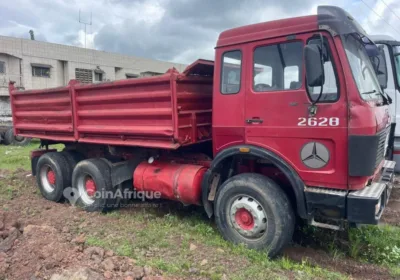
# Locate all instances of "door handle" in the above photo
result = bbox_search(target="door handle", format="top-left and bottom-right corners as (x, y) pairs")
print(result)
(246, 118), (263, 124)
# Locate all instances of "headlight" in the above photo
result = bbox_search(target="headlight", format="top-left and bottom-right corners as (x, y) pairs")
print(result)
(375, 198), (382, 215)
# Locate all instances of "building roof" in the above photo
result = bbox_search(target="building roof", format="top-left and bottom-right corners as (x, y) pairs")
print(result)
(0, 35), (187, 72)
(216, 15), (318, 48)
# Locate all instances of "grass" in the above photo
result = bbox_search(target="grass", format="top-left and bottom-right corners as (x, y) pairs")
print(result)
(298, 223), (400, 276)
(2, 141), (400, 279)
(348, 225), (400, 265)
(0, 184), (16, 200)
(82, 208), (346, 280)
(0, 140), (64, 170)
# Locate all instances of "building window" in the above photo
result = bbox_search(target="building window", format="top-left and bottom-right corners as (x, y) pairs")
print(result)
(75, 68), (93, 84)
(94, 72), (103, 82)
(221, 50), (242, 94)
(32, 66), (51, 78)
(0, 61), (5, 74)
(253, 41), (303, 92)
(126, 73), (139, 79)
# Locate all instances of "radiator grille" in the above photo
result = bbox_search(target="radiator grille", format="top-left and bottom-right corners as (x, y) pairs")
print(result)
(375, 126), (390, 169)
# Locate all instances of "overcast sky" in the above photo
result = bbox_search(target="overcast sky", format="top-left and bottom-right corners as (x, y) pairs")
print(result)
(0, 0), (399, 64)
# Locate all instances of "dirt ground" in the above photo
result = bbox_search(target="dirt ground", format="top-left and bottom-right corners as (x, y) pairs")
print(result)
(1, 169), (400, 280)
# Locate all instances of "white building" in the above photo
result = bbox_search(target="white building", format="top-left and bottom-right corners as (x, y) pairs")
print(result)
(0, 35), (186, 122)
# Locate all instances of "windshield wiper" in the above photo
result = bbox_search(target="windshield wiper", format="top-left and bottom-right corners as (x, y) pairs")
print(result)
(361, 90), (376, 94)
(362, 89), (390, 105)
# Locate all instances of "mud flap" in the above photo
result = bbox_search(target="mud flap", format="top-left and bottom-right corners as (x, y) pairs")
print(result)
(201, 169), (214, 218)
(110, 158), (144, 188)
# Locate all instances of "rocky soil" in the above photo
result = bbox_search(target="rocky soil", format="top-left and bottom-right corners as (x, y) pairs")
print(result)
(0, 210), (172, 280)
(1, 169), (400, 279)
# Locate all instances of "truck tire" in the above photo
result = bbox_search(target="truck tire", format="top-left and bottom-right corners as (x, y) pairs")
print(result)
(3, 128), (31, 146)
(3, 128), (14, 145)
(214, 173), (294, 258)
(36, 152), (73, 202)
(13, 135), (31, 146)
(61, 151), (84, 171)
(72, 159), (118, 212)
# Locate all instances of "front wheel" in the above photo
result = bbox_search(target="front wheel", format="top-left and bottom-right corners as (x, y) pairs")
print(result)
(214, 173), (294, 257)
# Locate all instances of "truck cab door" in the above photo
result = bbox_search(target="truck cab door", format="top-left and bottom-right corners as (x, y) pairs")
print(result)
(244, 33), (349, 189)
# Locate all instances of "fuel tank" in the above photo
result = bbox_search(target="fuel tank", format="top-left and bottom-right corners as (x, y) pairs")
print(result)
(133, 161), (207, 205)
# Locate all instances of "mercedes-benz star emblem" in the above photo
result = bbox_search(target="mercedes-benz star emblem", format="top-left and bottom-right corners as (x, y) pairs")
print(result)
(300, 142), (330, 169)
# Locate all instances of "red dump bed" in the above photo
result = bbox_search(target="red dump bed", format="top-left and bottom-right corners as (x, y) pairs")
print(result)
(9, 61), (213, 149)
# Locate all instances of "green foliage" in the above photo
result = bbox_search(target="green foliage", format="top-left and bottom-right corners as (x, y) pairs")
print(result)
(5, 137), (399, 279)
(348, 225), (400, 265)
(0, 140), (64, 170)
(389, 265), (400, 277)
(87, 207), (346, 279)
(115, 240), (133, 256)
(86, 236), (108, 247)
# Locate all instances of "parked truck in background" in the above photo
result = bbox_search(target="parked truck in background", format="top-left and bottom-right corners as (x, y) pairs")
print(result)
(0, 119), (31, 146)
(370, 35), (400, 171)
(1, 99), (30, 146)
(8, 6), (396, 257)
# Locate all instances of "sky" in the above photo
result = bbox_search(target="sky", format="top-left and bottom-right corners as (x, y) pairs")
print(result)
(0, 0), (399, 64)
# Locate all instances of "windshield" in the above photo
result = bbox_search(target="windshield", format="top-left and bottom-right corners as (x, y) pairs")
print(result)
(342, 34), (382, 101)
(394, 46), (400, 88)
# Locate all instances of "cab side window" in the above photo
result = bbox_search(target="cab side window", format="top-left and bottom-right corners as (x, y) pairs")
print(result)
(307, 37), (339, 102)
(221, 50), (242, 94)
(253, 41), (303, 92)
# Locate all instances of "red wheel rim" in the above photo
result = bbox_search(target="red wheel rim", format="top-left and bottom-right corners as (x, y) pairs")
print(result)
(85, 178), (96, 197)
(47, 170), (56, 185)
(234, 208), (255, 231)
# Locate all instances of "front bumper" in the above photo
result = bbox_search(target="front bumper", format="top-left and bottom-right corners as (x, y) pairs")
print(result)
(347, 160), (396, 224)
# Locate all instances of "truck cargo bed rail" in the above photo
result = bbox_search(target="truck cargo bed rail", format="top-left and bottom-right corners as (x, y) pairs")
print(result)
(9, 65), (213, 149)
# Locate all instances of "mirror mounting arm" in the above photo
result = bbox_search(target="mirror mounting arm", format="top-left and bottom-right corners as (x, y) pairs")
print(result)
(308, 105), (318, 117)
(308, 33), (325, 117)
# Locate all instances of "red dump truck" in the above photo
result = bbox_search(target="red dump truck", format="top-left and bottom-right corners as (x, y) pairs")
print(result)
(8, 6), (396, 257)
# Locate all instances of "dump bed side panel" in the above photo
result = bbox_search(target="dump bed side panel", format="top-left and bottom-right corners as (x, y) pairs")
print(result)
(74, 75), (177, 149)
(11, 86), (74, 141)
(176, 77), (212, 145)
(9, 66), (213, 149)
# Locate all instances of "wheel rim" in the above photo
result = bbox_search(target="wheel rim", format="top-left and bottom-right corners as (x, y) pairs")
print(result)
(85, 179), (96, 196)
(77, 174), (97, 205)
(230, 195), (267, 239)
(39, 165), (56, 193)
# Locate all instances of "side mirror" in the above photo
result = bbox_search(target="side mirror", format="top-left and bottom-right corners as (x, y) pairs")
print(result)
(304, 44), (325, 87)
(365, 44), (380, 57)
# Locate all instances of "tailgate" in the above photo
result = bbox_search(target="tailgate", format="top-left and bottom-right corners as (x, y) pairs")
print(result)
(10, 83), (74, 141)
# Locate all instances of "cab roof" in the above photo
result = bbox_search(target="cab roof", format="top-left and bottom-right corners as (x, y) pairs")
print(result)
(216, 6), (367, 48)
(370, 35), (400, 46)
(216, 15), (318, 48)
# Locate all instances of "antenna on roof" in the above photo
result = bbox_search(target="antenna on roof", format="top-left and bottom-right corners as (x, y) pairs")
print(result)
(79, 10), (92, 48)
(29, 30), (35, 40)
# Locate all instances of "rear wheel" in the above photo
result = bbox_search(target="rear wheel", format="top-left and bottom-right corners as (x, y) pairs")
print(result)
(3, 128), (14, 145)
(214, 173), (294, 257)
(36, 152), (72, 202)
(61, 150), (84, 171)
(3, 128), (31, 146)
(13, 135), (31, 146)
(72, 159), (118, 212)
